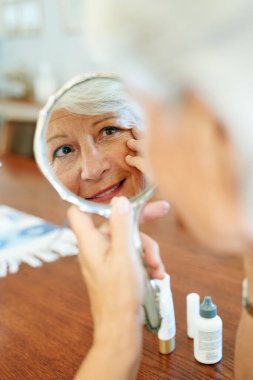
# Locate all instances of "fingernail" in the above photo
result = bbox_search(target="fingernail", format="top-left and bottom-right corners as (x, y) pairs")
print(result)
(163, 202), (170, 210)
(112, 196), (130, 214)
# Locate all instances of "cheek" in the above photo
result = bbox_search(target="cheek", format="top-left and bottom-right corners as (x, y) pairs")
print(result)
(114, 137), (145, 185)
(105, 134), (132, 170)
(53, 160), (80, 192)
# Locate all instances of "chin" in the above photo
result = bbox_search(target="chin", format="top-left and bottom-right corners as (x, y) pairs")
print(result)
(122, 176), (145, 199)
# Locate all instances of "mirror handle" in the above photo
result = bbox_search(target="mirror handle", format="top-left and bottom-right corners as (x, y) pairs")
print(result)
(132, 207), (161, 332)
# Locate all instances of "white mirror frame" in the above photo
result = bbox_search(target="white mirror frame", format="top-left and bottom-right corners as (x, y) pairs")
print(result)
(33, 72), (161, 332)
(34, 72), (154, 218)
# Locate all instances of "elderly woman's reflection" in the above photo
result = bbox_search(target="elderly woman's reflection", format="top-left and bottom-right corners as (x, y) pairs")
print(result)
(46, 76), (146, 203)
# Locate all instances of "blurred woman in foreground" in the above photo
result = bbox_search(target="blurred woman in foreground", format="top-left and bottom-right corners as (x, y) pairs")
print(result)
(69, 1), (253, 379)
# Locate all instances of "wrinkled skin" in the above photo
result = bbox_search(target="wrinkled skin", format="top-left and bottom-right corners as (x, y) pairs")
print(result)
(143, 93), (249, 253)
(47, 108), (146, 203)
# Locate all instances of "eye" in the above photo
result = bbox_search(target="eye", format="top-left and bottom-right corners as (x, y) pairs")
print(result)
(53, 145), (73, 158)
(101, 126), (120, 137)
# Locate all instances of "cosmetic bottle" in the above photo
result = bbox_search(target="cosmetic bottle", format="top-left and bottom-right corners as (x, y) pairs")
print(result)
(194, 296), (222, 364)
(154, 273), (176, 354)
(186, 292), (200, 339)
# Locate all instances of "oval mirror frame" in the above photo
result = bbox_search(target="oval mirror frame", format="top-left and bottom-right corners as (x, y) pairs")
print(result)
(33, 72), (154, 218)
(33, 72), (161, 332)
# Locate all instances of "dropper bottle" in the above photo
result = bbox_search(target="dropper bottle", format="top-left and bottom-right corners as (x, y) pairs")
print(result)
(194, 296), (222, 364)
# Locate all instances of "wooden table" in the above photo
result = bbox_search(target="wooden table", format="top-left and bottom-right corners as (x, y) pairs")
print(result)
(0, 154), (244, 379)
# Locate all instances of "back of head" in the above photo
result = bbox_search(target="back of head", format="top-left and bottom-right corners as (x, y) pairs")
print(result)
(84, 0), (253, 230)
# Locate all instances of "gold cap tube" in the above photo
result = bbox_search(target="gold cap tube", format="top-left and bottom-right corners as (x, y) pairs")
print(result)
(159, 336), (176, 354)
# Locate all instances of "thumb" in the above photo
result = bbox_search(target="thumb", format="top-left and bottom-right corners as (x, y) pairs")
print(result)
(67, 205), (98, 257)
(110, 197), (134, 255)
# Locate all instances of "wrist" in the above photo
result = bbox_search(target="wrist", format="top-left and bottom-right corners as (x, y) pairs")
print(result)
(93, 312), (143, 357)
(80, 339), (141, 380)
(74, 318), (143, 380)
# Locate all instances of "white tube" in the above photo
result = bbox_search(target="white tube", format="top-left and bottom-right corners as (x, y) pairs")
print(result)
(155, 273), (176, 354)
(186, 293), (200, 339)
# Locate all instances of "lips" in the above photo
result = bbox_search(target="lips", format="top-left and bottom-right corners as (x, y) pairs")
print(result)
(86, 179), (126, 203)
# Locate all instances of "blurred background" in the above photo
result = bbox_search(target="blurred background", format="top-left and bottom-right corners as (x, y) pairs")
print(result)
(0, 0), (89, 157)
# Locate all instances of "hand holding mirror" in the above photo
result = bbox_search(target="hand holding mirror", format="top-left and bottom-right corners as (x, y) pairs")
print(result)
(34, 72), (161, 332)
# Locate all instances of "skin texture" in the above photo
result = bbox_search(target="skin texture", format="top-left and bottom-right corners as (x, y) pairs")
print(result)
(142, 93), (253, 380)
(46, 108), (146, 203)
(128, 92), (253, 379)
(50, 103), (169, 379)
(143, 93), (249, 253)
(67, 92), (253, 380)
(126, 127), (150, 177)
(68, 198), (165, 380)
(234, 251), (253, 380)
(69, 198), (143, 380)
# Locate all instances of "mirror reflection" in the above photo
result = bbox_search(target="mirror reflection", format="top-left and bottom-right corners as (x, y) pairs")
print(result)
(45, 74), (149, 204)
(34, 73), (160, 332)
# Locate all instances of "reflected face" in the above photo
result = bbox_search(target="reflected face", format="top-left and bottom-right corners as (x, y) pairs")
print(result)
(143, 94), (249, 253)
(46, 108), (145, 203)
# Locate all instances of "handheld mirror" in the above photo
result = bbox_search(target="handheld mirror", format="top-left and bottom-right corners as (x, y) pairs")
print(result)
(34, 72), (161, 332)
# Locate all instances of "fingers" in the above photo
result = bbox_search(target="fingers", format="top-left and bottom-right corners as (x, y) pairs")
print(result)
(126, 138), (143, 153)
(125, 154), (145, 172)
(110, 197), (145, 297)
(110, 197), (134, 256)
(68, 205), (96, 244)
(140, 200), (170, 224)
(99, 221), (110, 235)
(131, 127), (143, 140)
(127, 126), (143, 153)
(127, 126), (143, 155)
(141, 233), (165, 279)
(67, 205), (101, 266)
(126, 127), (149, 175)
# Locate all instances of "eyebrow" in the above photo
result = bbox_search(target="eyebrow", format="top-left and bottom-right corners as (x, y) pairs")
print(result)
(46, 134), (68, 143)
(47, 115), (122, 143)
(93, 115), (118, 126)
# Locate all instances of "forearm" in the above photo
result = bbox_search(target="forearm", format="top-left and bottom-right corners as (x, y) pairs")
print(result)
(234, 252), (253, 380)
(235, 309), (253, 380)
(244, 253), (253, 300)
(74, 317), (143, 380)
(74, 341), (141, 380)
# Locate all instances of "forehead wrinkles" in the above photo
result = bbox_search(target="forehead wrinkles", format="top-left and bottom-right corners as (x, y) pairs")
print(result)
(47, 110), (138, 141)
(48, 114), (92, 139)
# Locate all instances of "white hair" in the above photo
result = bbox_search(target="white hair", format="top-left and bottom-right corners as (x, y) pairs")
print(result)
(56, 74), (145, 129)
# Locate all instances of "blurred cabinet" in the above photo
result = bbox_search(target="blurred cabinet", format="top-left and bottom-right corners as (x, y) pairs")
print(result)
(0, 99), (41, 156)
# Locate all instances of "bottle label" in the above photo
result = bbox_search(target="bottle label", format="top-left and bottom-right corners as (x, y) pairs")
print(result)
(158, 294), (176, 340)
(195, 329), (222, 363)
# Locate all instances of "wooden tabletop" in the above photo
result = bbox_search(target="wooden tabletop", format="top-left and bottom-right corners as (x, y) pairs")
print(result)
(0, 154), (244, 379)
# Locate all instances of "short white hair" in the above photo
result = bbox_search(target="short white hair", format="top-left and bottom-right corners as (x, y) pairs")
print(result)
(56, 74), (145, 129)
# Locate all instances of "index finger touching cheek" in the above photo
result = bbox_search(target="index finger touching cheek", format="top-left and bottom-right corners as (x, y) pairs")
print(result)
(131, 127), (143, 140)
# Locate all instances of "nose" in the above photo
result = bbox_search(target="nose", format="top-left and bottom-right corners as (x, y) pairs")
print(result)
(80, 143), (110, 181)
